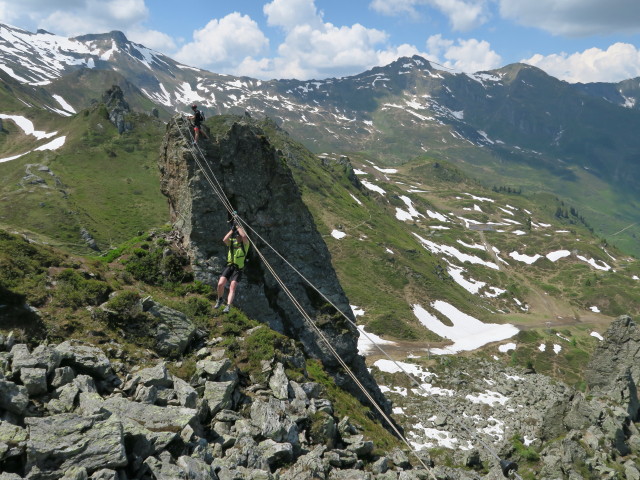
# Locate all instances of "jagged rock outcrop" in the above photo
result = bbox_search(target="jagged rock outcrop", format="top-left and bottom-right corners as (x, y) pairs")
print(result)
(0, 331), (427, 480)
(102, 85), (131, 134)
(158, 115), (391, 417)
(585, 315), (640, 420)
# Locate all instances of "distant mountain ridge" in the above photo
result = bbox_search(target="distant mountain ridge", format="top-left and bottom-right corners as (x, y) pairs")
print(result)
(1, 23), (640, 255)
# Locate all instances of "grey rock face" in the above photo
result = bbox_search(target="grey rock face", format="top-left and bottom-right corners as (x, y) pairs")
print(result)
(142, 300), (197, 357)
(0, 378), (29, 414)
(102, 85), (131, 134)
(159, 115), (390, 415)
(202, 380), (236, 417)
(55, 341), (114, 381)
(20, 367), (48, 396)
(25, 413), (127, 479)
(585, 315), (640, 420)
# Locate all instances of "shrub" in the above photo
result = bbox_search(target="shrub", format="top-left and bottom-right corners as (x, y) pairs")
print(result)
(105, 290), (141, 319)
(124, 245), (191, 285)
(54, 269), (111, 309)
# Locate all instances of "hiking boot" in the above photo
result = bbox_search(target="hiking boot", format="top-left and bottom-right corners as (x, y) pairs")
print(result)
(222, 305), (230, 314)
(214, 298), (223, 309)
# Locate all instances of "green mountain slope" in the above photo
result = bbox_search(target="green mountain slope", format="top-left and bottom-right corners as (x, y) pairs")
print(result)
(0, 100), (168, 253)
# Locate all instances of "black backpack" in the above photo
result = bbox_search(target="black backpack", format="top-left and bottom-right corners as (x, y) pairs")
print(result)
(196, 110), (204, 122)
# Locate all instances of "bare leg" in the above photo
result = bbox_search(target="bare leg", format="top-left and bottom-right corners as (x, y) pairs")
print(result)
(227, 280), (239, 306)
(217, 276), (227, 300)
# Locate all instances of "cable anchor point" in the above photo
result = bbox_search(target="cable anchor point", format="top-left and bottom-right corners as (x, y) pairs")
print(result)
(500, 459), (518, 478)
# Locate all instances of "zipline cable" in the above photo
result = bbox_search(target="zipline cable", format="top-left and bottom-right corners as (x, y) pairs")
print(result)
(173, 115), (520, 478)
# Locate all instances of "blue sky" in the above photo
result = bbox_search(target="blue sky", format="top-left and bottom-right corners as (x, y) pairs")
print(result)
(2, 0), (640, 83)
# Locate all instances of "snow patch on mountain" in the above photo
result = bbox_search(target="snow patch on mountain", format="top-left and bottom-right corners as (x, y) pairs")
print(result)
(412, 302), (518, 354)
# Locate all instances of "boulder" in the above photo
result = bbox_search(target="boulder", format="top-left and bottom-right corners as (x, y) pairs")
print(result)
(143, 301), (197, 357)
(196, 357), (231, 380)
(0, 420), (28, 461)
(250, 397), (299, 445)
(269, 363), (289, 400)
(177, 455), (217, 479)
(143, 455), (183, 480)
(47, 383), (80, 414)
(101, 396), (199, 458)
(174, 377), (198, 408)
(257, 438), (293, 467)
(51, 366), (75, 388)
(0, 378), (29, 415)
(61, 467), (88, 480)
(25, 413), (127, 480)
(55, 341), (114, 381)
(135, 362), (174, 388)
(20, 367), (48, 396)
(89, 470), (119, 480)
(202, 380), (236, 417)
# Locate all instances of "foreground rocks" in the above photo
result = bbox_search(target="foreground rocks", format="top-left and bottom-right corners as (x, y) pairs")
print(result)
(0, 329), (428, 480)
(373, 315), (640, 479)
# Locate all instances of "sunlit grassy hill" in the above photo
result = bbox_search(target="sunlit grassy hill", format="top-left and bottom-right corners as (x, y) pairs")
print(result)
(2, 109), (639, 387)
(247, 119), (640, 384)
(0, 100), (168, 253)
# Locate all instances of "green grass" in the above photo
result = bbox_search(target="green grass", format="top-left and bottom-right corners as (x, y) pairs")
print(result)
(0, 103), (168, 255)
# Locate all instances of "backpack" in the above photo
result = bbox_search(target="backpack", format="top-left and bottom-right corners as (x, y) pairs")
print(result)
(195, 110), (204, 122)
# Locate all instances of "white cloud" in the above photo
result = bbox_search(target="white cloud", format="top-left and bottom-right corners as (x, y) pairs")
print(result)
(174, 13), (269, 71)
(427, 34), (502, 73)
(128, 28), (176, 52)
(523, 43), (640, 83)
(38, 0), (148, 36)
(0, 0), (174, 53)
(264, 0), (323, 30)
(370, 0), (490, 31)
(237, 8), (399, 80)
(499, 0), (640, 36)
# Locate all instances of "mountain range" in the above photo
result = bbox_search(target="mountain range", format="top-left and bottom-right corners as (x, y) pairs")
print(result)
(2, 22), (640, 479)
(1, 23), (639, 255)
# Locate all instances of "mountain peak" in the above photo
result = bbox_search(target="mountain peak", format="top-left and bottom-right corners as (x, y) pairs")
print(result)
(73, 30), (129, 45)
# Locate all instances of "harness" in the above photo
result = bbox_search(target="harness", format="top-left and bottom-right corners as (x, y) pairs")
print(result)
(227, 237), (249, 269)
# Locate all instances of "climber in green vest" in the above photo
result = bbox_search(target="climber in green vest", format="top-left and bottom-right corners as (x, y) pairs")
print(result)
(214, 222), (250, 313)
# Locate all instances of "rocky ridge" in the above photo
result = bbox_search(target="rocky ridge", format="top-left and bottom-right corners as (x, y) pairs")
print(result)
(0, 319), (431, 480)
(158, 115), (390, 418)
(373, 315), (640, 479)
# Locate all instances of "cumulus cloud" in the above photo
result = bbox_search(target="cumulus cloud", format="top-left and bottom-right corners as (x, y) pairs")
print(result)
(225, 0), (400, 79)
(426, 34), (502, 73)
(370, 0), (490, 31)
(236, 21), (392, 80)
(0, 0), (171, 51)
(523, 43), (640, 83)
(37, 0), (149, 36)
(128, 28), (176, 52)
(499, 0), (640, 36)
(263, 0), (323, 30)
(174, 13), (269, 71)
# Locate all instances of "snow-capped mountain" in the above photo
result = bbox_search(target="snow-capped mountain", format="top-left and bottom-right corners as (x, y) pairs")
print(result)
(2, 23), (640, 256)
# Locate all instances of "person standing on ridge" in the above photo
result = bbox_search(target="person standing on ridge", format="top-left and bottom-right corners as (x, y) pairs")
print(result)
(189, 104), (208, 144)
(215, 222), (250, 313)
